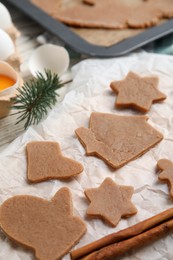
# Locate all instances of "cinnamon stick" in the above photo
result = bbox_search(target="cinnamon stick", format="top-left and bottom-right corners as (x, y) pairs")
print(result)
(70, 208), (173, 260)
(82, 218), (173, 260)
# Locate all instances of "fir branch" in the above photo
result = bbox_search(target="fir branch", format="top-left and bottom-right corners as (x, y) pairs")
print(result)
(12, 70), (66, 129)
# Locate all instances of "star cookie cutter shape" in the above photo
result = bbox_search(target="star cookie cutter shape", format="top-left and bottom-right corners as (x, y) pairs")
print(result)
(110, 71), (166, 112)
(85, 178), (137, 227)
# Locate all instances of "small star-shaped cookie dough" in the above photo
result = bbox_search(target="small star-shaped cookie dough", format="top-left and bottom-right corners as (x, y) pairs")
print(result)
(84, 178), (137, 227)
(110, 71), (166, 112)
(157, 159), (173, 199)
(27, 141), (83, 183)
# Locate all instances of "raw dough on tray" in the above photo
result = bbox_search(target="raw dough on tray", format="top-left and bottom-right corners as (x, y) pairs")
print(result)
(32, 0), (173, 29)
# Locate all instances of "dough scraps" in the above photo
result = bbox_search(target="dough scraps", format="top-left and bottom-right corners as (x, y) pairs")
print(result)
(110, 71), (166, 113)
(85, 177), (137, 227)
(0, 187), (86, 260)
(75, 112), (163, 169)
(26, 141), (83, 183)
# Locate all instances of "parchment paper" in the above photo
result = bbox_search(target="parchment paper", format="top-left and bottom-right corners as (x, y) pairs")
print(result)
(0, 51), (173, 260)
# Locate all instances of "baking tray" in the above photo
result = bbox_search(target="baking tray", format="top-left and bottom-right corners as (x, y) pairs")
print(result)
(4, 0), (173, 57)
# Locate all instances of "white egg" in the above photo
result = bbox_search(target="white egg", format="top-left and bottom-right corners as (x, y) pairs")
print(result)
(0, 2), (12, 30)
(0, 28), (15, 60)
(29, 44), (70, 77)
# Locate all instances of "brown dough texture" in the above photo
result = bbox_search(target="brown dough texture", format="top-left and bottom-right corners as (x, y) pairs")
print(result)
(145, 0), (173, 18)
(157, 159), (173, 199)
(0, 187), (86, 260)
(27, 141), (83, 183)
(110, 71), (166, 113)
(75, 112), (163, 169)
(83, 0), (95, 6)
(31, 0), (173, 29)
(85, 178), (137, 227)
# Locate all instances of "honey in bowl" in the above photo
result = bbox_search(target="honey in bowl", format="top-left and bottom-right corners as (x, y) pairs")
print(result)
(0, 74), (15, 91)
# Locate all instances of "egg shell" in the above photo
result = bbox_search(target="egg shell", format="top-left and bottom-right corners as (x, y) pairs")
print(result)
(0, 61), (20, 97)
(0, 28), (15, 60)
(29, 44), (70, 77)
(0, 2), (12, 30)
(0, 75), (23, 119)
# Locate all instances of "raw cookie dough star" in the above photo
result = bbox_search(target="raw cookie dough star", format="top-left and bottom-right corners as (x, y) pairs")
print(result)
(84, 178), (137, 227)
(157, 159), (173, 199)
(110, 71), (166, 112)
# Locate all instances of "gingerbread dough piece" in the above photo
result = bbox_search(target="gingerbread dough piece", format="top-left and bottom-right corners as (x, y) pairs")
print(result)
(26, 141), (83, 183)
(145, 0), (173, 18)
(31, 0), (61, 16)
(32, 0), (129, 29)
(127, 2), (162, 28)
(85, 178), (137, 227)
(110, 72), (166, 113)
(0, 187), (86, 260)
(157, 159), (173, 199)
(54, 1), (130, 29)
(75, 112), (163, 169)
(31, 0), (172, 29)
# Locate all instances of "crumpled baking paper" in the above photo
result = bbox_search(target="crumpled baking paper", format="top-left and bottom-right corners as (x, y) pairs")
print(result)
(0, 51), (173, 260)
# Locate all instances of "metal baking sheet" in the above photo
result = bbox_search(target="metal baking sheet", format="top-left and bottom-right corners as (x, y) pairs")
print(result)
(4, 0), (173, 57)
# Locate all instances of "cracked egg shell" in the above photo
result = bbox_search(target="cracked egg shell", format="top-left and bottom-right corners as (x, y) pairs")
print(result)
(0, 2), (12, 30)
(0, 28), (15, 60)
(29, 44), (70, 77)
(0, 61), (20, 97)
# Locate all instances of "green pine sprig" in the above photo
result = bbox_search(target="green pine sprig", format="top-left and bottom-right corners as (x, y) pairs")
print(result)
(12, 70), (65, 129)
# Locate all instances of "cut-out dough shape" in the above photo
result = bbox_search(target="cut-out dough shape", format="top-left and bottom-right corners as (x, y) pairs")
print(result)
(75, 112), (163, 169)
(110, 71), (166, 113)
(85, 178), (137, 227)
(0, 187), (86, 260)
(157, 159), (173, 199)
(26, 141), (83, 183)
